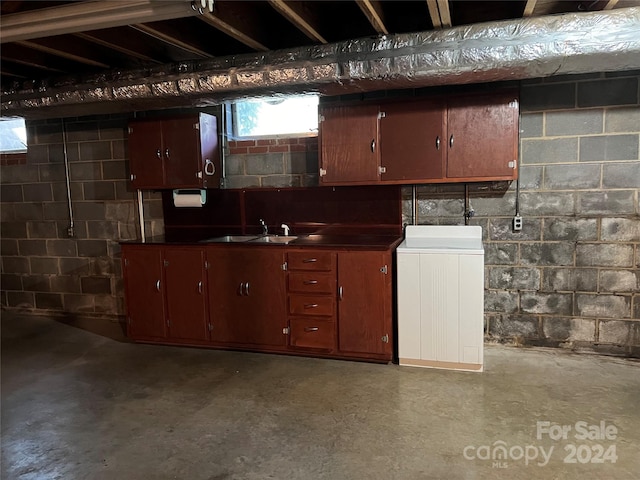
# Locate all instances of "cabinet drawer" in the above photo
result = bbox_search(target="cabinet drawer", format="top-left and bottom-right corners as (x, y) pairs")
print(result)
(287, 251), (335, 271)
(288, 272), (334, 294)
(289, 295), (334, 317)
(290, 318), (335, 351)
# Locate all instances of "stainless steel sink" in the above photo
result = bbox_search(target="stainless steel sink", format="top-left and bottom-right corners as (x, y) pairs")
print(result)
(202, 235), (260, 243)
(248, 235), (298, 244)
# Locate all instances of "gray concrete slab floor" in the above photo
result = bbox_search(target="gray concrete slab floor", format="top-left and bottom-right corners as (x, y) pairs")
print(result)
(1, 312), (639, 480)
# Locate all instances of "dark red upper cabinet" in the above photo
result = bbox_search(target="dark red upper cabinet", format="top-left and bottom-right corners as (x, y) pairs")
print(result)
(446, 91), (519, 180)
(128, 113), (220, 190)
(379, 98), (446, 182)
(319, 104), (380, 185)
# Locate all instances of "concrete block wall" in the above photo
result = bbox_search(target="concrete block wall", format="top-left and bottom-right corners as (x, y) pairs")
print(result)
(0, 115), (164, 319)
(403, 72), (640, 355)
(225, 137), (318, 188)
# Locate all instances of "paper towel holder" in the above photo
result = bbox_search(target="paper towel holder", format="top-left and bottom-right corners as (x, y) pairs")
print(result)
(173, 189), (207, 207)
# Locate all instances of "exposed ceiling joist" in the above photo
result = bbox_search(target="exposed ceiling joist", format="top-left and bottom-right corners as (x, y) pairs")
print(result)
(74, 32), (163, 64)
(16, 40), (110, 68)
(523, 0), (538, 17)
(268, 0), (327, 44)
(0, 0), (198, 44)
(356, 0), (389, 35)
(426, 0), (443, 28)
(131, 24), (211, 58)
(604, 0), (620, 9)
(426, 0), (452, 28)
(437, 0), (452, 28)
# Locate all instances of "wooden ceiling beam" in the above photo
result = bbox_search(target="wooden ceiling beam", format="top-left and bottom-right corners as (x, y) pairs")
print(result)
(74, 32), (163, 64)
(197, 1), (270, 51)
(426, 0), (442, 29)
(16, 40), (110, 68)
(437, 0), (452, 28)
(523, 0), (537, 17)
(603, 0), (620, 10)
(268, 0), (327, 44)
(131, 24), (210, 58)
(356, 0), (389, 35)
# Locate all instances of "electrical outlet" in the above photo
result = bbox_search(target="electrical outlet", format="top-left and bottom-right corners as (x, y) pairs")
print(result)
(513, 215), (523, 231)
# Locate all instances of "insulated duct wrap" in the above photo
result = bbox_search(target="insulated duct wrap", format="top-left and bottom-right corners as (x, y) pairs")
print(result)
(3, 7), (640, 118)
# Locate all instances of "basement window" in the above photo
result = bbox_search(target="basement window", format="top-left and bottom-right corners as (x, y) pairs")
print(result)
(0, 117), (27, 153)
(230, 95), (319, 139)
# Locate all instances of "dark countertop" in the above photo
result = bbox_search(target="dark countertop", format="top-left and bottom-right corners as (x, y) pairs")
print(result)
(121, 233), (403, 251)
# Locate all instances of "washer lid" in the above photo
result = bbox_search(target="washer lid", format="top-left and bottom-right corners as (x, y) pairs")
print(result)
(397, 225), (484, 254)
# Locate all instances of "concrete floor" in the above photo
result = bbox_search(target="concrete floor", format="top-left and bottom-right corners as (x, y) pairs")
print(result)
(2, 313), (639, 480)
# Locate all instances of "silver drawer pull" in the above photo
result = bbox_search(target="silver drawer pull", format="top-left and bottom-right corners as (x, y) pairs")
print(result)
(302, 258), (317, 263)
(304, 303), (319, 309)
(197, 281), (202, 294)
(155, 280), (161, 291)
(436, 136), (440, 150)
(303, 280), (318, 285)
(304, 327), (319, 332)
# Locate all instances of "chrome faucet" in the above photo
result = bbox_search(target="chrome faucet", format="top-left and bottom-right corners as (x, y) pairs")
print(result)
(259, 218), (268, 235)
(281, 223), (290, 236)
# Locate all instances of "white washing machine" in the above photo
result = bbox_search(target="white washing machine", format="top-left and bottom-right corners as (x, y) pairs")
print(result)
(397, 225), (484, 372)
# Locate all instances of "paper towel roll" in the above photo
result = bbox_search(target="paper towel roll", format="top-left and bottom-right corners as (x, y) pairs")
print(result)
(173, 190), (206, 208)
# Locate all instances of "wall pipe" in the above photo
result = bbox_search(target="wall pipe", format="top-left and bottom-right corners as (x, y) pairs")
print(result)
(61, 119), (75, 237)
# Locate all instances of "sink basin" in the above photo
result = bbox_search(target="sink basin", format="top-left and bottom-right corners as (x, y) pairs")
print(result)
(248, 235), (298, 244)
(202, 235), (260, 243)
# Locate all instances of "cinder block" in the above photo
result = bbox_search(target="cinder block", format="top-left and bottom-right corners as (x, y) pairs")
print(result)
(95, 295), (117, 313)
(38, 164), (66, 182)
(142, 199), (163, 219)
(576, 243), (633, 267)
(577, 294), (631, 318)
(77, 240), (108, 257)
(47, 144), (65, 164)
(598, 319), (632, 344)
(63, 294), (95, 313)
(606, 106), (640, 133)
(520, 243), (575, 266)
(27, 221), (58, 239)
(520, 192), (575, 216)
(284, 152), (316, 175)
(261, 175), (301, 188)
(1, 185), (23, 202)
(49, 275), (81, 294)
(98, 118), (127, 140)
(634, 295), (640, 320)
(520, 83), (576, 112)
(578, 77), (638, 107)
(0, 204), (14, 222)
(7, 291), (35, 309)
(520, 113), (543, 138)
(112, 140), (126, 160)
(52, 182), (83, 202)
(1, 273), (22, 290)
(521, 292), (573, 315)
(18, 240), (47, 256)
(102, 160), (128, 180)
(13, 203), (44, 222)
(87, 221), (118, 239)
(93, 257), (115, 276)
(42, 203), (68, 222)
(545, 109), (603, 136)
(79, 140), (112, 161)
(81, 276), (112, 294)
(542, 268), (598, 292)
(489, 217), (541, 241)
(484, 242), (518, 265)
(521, 138), (579, 164)
(245, 154), (284, 175)
(579, 135), (639, 161)
(1, 239), (19, 256)
(21, 274), (50, 292)
(488, 314), (539, 338)
(577, 190), (635, 215)
(1, 222), (28, 238)
(542, 317), (596, 342)
(65, 121), (99, 142)
(2, 256), (30, 274)
(35, 292), (63, 310)
(485, 290), (519, 313)
(601, 218), (640, 242)
(114, 180), (134, 201)
(46, 239), (77, 256)
(34, 123), (63, 144)
(468, 194), (516, 216)
(224, 155), (245, 176)
(25, 145), (49, 166)
(543, 164), (601, 190)
(543, 218), (598, 241)
(30, 257), (59, 274)
(22, 184), (53, 202)
(519, 166), (543, 190)
(602, 162), (640, 188)
(488, 267), (541, 290)
(300, 174), (319, 188)
(59, 257), (92, 275)
(70, 162), (102, 181)
(599, 270), (638, 293)
(83, 182), (115, 201)
(73, 202), (106, 221)
(105, 203), (134, 223)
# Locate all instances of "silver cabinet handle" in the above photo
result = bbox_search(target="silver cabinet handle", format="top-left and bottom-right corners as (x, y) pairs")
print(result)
(156, 149), (161, 159)
(165, 148), (170, 158)
(197, 281), (202, 294)
(245, 282), (250, 296)
(155, 280), (161, 292)
(371, 139), (376, 152)
(304, 303), (319, 309)
(239, 282), (245, 296)
(304, 327), (319, 332)
(303, 280), (318, 285)
(449, 134), (454, 148)
(302, 258), (317, 263)
(436, 136), (440, 150)
(338, 286), (343, 300)
(204, 159), (216, 176)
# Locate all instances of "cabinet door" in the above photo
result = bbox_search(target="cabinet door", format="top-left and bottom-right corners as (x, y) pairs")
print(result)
(337, 251), (391, 356)
(197, 113), (220, 189)
(446, 91), (519, 180)
(319, 104), (380, 184)
(128, 120), (165, 188)
(380, 99), (446, 182)
(122, 246), (166, 340)
(164, 248), (209, 342)
(162, 117), (202, 188)
(208, 248), (287, 347)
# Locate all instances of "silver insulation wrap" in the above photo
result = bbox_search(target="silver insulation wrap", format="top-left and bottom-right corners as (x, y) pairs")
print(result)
(3, 7), (640, 118)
